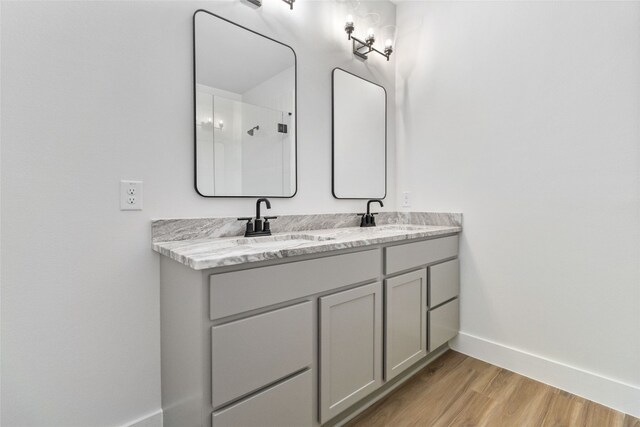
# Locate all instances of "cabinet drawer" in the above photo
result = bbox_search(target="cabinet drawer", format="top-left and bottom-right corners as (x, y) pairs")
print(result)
(210, 249), (380, 319)
(429, 259), (460, 308)
(428, 298), (459, 351)
(212, 369), (313, 427)
(211, 301), (313, 408)
(385, 236), (458, 275)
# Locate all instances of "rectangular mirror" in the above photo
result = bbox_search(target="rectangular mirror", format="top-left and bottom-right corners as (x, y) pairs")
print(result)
(332, 68), (386, 199)
(194, 10), (297, 197)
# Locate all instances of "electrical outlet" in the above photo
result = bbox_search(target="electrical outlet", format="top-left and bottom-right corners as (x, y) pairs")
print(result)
(402, 191), (412, 208)
(120, 180), (143, 210)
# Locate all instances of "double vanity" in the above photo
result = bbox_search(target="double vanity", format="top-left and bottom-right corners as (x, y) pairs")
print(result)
(182, 7), (461, 427)
(153, 211), (462, 427)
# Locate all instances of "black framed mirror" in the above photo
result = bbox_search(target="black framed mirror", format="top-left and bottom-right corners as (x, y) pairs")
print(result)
(193, 10), (297, 198)
(332, 68), (387, 199)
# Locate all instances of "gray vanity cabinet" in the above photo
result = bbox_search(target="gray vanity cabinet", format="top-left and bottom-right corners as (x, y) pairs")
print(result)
(159, 232), (461, 427)
(384, 270), (428, 381)
(319, 282), (383, 424)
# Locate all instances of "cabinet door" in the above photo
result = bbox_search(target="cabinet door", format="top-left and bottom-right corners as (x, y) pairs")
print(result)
(319, 282), (382, 424)
(384, 270), (427, 381)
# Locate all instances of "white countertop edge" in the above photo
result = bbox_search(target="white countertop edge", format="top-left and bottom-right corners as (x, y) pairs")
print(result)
(153, 225), (462, 270)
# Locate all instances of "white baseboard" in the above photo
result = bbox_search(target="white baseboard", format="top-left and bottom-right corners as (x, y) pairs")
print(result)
(125, 409), (163, 427)
(451, 332), (640, 418)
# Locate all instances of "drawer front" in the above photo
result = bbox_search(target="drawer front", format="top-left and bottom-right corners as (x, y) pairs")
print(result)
(385, 235), (458, 275)
(428, 298), (460, 351)
(211, 301), (313, 408)
(211, 249), (380, 320)
(429, 259), (460, 308)
(212, 369), (313, 427)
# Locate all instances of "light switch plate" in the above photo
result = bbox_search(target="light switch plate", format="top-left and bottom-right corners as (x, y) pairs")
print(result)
(120, 180), (143, 210)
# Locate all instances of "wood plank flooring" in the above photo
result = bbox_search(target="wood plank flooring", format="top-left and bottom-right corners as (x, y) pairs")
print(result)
(347, 350), (640, 427)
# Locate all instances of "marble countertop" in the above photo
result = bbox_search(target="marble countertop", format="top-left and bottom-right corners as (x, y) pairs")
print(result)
(153, 223), (461, 270)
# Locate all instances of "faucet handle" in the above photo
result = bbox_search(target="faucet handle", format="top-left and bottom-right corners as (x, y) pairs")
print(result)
(237, 217), (254, 235)
(357, 213), (367, 227)
(263, 216), (277, 233)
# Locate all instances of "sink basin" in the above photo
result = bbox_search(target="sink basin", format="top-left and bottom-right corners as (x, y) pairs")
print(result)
(218, 233), (335, 248)
(294, 224), (431, 240)
(338, 224), (428, 234)
(376, 224), (430, 231)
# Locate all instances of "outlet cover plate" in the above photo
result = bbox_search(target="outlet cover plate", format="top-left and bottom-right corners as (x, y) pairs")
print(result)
(402, 191), (412, 208)
(120, 180), (143, 210)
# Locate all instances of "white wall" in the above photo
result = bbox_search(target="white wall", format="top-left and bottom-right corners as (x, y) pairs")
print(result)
(0, 1), (396, 426)
(396, 0), (640, 416)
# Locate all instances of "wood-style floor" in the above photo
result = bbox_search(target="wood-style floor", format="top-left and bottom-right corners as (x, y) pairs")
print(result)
(347, 350), (640, 427)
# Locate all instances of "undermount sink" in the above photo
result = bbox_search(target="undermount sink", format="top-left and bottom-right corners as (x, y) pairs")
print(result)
(342, 224), (429, 234)
(221, 234), (335, 247)
(207, 226), (430, 250)
(376, 224), (430, 231)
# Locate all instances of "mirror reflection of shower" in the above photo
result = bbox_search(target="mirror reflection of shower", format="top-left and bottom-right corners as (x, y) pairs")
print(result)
(247, 125), (260, 136)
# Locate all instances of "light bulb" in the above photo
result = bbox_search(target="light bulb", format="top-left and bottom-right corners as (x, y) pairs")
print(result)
(365, 27), (375, 45)
(385, 39), (393, 49)
(345, 15), (353, 25)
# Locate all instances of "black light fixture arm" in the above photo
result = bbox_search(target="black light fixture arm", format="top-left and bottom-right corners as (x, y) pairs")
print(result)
(351, 36), (391, 61)
(244, 0), (295, 10)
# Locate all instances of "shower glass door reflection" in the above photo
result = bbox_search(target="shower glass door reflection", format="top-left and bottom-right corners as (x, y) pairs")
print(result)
(196, 92), (294, 197)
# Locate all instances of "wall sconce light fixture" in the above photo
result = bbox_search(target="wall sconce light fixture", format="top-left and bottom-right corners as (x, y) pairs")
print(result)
(344, 15), (392, 61)
(197, 118), (224, 131)
(245, 0), (295, 10)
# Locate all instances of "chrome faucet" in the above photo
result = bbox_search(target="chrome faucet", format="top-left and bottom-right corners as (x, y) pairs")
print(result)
(358, 199), (384, 227)
(237, 198), (277, 237)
